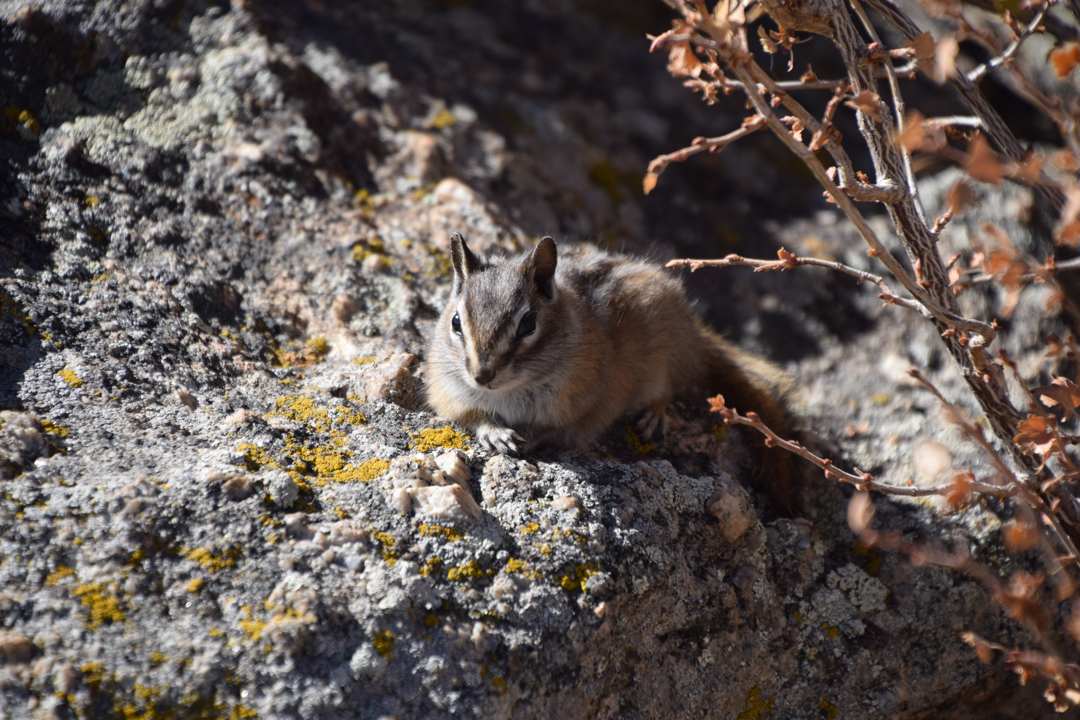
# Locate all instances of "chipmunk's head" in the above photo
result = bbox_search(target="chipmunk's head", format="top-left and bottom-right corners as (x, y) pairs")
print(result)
(437, 232), (559, 393)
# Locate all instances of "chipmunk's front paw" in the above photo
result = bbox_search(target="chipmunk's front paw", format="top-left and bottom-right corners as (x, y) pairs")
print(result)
(476, 423), (525, 455)
(636, 406), (669, 442)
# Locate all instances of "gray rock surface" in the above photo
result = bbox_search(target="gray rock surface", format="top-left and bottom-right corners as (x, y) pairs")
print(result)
(0, 0), (1065, 718)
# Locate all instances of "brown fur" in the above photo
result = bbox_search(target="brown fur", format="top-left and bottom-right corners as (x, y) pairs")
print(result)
(424, 234), (797, 515)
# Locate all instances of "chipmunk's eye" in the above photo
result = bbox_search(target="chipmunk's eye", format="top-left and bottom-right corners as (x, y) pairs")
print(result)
(516, 311), (536, 338)
(451, 313), (463, 336)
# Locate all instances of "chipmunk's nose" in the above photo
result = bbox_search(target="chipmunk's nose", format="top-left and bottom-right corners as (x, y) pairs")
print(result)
(474, 368), (496, 386)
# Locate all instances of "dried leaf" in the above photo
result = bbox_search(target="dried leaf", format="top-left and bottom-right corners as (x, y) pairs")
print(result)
(846, 90), (883, 123)
(896, 111), (931, 152)
(961, 632), (996, 663)
(707, 394), (726, 413)
(944, 470), (973, 511)
(668, 41), (704, 78)
(643, 172), (658, 195)
(948, 180), (974, 215)
(847, 491), (874, 533)
(1014, 414), (1056, 457)
(1016, 155), (1045, 186)
(914, 438), (952, 483)
(800, 65), (818, 83)
(904, 31), (937, 74)
(965, 135), (1005, 186)
(757, 25), (778, 53)
(1050, 43), (1080, 78)
(1056, 179), (1080, 246)
(933, 35), (959, 83)
(1033, 377), (1080, 420)
(996, 572), (1050, 637)
(1003, 519), (1040, 552)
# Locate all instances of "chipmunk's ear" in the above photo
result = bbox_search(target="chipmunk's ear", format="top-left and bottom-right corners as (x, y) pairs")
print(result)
(528, 237), (557, 300)
(450, 233), (480, 294)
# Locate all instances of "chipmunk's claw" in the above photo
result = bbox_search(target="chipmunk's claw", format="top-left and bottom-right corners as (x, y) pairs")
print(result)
(476, 423), (525, 456)
(636, 408), (668, 442)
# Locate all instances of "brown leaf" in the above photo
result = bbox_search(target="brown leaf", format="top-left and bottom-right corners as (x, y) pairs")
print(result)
(965, 135), (1005, 186)
(1003, 519), (1041, 552)
(1015, 155), (1045, 186)
(846, 90), (883, 123)
(961, 632), (997, 663)
(996, 572), (1050, 637)
(847, 491), (874, 534)
(1034, 377), (1080, 420)
(1056, 179), (1080, 246)
(707, 394), (726, 413)
(896, 111), (931, 152)
(933, 35), (959, 83)
(944, 470), (973, 511)
(1050, 43), (1080, 78)
(1014, 414), (1056, 457)
(904, 31), (937, 74)
(800, 65), (818, 83)
(668, 41), (703, 78)
(947, 180), (974, 215)
(757, 25), (778, 53)
(642, 172), (658, 195)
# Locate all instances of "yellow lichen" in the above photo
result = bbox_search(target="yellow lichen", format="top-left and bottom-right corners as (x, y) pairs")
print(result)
(40, 419), (69, 438)
(335, 404), (367, 425)
(372, 530), (397, 566)
(589, 160), (624, 204)
(271, 395), (332, 432)
(351, 356), (376, 365)
(418, 524), (463, 542)
(521, 522), (540, 534)
(711, 424), (729, 440)
(409, 426), (471, 453)
(737, 686), (775, 720)
(419, 557), (442, 577)
(425, 246), (454, 278)
(73, 583), (125, 629)
(46, 566), (76, 586)
(334, 507), (349, 519)
(372, 630), (395, 659)
(239, 606), (267, 642)
(187, 578), (205, 593)
(58, 368), (84, 388)
(306, 337), (328, 354)
(237, 444), (277, 472)
(446, 560), (485, 582)
(431, 108), (456, 129)
(332, 457), (390, 483)
(558, 563), (600, 592)
(625, 426), (654, 454)
(505, 558), (541, 581)
(182, 546), (242, 572)
(818, 698), (840, 720)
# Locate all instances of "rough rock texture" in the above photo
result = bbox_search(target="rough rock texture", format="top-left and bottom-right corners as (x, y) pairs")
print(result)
(0, 0), (1068, 718)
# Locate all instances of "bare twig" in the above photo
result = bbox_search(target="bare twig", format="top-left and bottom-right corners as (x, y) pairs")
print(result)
(645, 116), (767, 186)
(967, 1), (1051, 83)
(709, 395), (1015, 498)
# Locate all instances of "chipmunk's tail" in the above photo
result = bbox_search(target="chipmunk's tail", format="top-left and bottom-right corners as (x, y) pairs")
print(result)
(700, 327), (799, 517)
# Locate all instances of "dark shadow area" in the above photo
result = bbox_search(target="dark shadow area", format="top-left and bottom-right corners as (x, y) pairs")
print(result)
(241, 0), (878, 362)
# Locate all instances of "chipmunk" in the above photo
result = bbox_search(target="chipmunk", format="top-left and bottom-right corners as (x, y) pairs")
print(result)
(424, 233), (797, 514)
